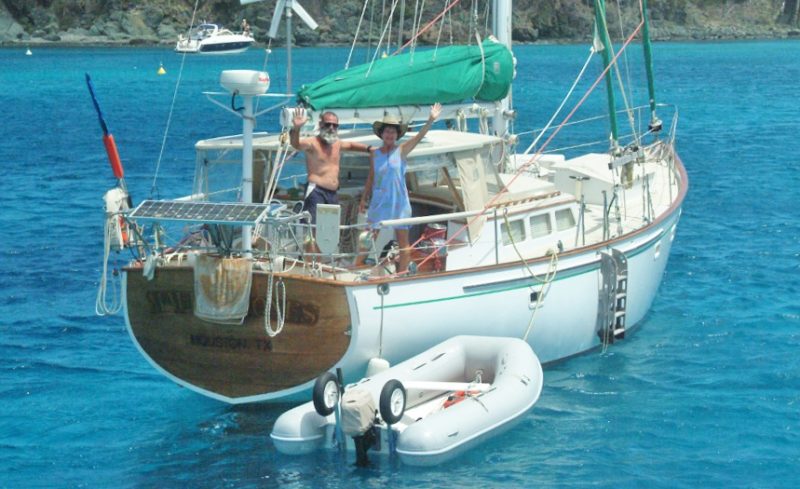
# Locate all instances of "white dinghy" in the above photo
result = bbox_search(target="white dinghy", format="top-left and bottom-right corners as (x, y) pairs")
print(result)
(270, 335), (543, 466)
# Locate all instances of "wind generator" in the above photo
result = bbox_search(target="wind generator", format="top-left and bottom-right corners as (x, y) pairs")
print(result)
(240, 0), (319, 93)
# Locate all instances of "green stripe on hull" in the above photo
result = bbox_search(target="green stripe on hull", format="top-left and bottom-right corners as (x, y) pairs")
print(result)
(374, 228), (667, 311)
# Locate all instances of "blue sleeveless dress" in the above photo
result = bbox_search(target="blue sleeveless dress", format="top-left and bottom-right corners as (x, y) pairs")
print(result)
(367, 147), (412, 230)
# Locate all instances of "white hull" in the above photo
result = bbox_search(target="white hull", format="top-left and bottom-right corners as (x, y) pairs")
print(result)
(352, 219), (674, 364)
(257, 204), (681, 403)
(175, 41), (253, 55)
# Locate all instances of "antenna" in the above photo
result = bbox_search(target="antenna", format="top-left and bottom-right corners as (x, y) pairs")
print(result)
(240, 0), (318, 93)
(218, 70), (270, 254)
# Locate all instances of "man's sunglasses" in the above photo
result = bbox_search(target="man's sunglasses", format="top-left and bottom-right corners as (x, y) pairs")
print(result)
(322, 122), (339, 129)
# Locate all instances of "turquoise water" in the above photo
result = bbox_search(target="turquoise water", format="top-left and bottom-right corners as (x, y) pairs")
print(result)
(1, 41), (798, 487)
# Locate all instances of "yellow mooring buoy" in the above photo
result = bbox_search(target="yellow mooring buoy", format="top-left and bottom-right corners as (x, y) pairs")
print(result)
(157, 63), (166, 75)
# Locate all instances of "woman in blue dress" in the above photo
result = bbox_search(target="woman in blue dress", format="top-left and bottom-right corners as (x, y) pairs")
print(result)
(359, 103), (442, 273)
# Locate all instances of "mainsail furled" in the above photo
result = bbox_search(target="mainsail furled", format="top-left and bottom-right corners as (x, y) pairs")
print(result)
(297, 38), (513, 110)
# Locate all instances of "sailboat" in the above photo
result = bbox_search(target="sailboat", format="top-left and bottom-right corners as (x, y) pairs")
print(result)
(96, 0), (687, 404)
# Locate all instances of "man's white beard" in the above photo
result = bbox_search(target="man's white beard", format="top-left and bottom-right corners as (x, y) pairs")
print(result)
(320, 129), (339, 145)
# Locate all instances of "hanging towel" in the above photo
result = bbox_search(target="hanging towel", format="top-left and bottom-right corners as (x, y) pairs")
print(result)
(193, 254), (252, 324)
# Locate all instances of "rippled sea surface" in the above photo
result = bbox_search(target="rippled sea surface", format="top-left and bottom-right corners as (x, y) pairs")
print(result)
(1, 40), (798, 488)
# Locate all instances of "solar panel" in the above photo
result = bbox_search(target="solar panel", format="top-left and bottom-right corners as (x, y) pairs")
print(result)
(129, 200), (273, 226)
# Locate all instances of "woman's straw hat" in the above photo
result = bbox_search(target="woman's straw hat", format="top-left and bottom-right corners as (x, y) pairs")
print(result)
(372, 114), (408, 138)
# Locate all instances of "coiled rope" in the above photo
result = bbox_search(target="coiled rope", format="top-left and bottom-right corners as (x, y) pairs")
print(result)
(96, 216), (123, 315)
(264, 272), (286, 337)
(256, 134), (292, 338)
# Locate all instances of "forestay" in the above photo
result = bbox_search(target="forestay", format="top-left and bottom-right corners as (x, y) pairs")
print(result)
(296, 39), (513, 110)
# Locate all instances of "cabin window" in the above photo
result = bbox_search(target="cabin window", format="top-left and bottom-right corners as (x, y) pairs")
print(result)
(555, 209), (576, 231)
(529, 214), (552, 239)
(500, 219), (526, 246)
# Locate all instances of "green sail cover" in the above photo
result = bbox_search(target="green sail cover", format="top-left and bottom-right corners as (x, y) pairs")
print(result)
(297, 39), (513, 110)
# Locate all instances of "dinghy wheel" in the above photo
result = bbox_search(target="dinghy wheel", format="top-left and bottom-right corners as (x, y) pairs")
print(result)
(379, 379), (406, 425)
(312, 372), (340, 416)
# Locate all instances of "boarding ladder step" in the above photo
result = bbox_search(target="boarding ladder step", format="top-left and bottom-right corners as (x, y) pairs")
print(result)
(596, 248), (628, 345)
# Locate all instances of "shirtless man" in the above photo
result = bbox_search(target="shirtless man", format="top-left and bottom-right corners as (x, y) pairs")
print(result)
(290, 108), (371, 225)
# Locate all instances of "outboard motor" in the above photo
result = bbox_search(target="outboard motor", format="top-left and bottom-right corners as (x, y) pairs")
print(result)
(340, 388), (379, 467)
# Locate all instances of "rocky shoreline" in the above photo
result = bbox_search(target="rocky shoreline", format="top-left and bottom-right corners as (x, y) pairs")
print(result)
(1, 0), (799, 47)
(5, 26), (800, 48)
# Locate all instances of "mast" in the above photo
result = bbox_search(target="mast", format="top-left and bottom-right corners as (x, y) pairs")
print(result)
(593, 0), (619, 150)
(398, 0), (406, 53)
(640, 0), (662, 131)
(241, 94), (255, 253)
(492, 0), (512, 137)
